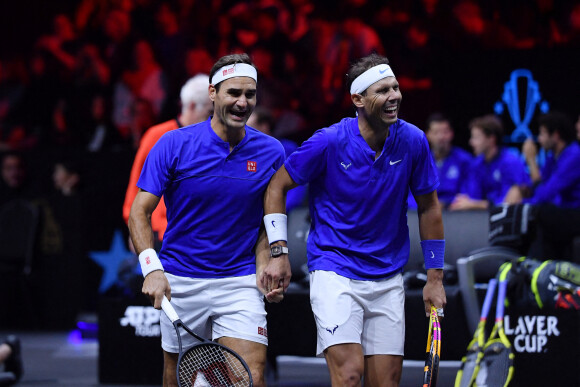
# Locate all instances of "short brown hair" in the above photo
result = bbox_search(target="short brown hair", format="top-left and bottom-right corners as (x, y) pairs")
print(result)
(469, 114), (503, 145)
(346, 53), (390, 95)
(209, 53), (255, 92)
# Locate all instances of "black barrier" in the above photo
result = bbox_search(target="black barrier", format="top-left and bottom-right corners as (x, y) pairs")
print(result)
(98, 297), (163, 385)
(505, 308), (580, 386)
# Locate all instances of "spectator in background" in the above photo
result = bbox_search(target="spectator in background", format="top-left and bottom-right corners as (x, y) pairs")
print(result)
(33, 158), (86, 329)
(113, 39), (167, 139)
(249, 45), (291, 118)
(566, 3), (580, 46)
(99, 9), (134, 82)
(450, 114), (529, 210)
(0, 152), (34, 206)
(35, 13), (80, 78)
(505, 111), (580, 260)
(122, 74), (212, 247)
(65, 43), (111, 139)
(0, 58), (30, 152)
(184, 47), (214, 80)
(152, 2), (188, 117)
(8, 53), (57, 151)
(425, 113), (473, 208)
(0, 335), (23, 384)
(127, 98), (157, 149)
(445, 0), (518, 50)
(85, 94), (122, 152)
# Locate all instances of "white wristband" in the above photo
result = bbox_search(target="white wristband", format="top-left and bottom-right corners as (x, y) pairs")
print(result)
(264, 213), (288, 244)
(138, 248), (164, 277)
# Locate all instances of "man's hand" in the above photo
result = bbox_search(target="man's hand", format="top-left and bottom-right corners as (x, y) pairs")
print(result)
(257, 266), (285, 303)
(423, 269), (446, 317)
(449, 193), (473, 210)
(142, 270), (170, 309)
(260, 254), (292, 296)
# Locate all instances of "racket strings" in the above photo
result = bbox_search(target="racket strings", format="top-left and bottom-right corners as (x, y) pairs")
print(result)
(475, 347), (511, 386)
(179, 344), (250, 387)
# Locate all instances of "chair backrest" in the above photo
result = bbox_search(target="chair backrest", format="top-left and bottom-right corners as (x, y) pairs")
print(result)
(407, 209), (490, 270)
(287, 206), (310, 283)
(0, 199), (38, 274)
(442, 210), (490, 265)
(289, 207), (491, 276)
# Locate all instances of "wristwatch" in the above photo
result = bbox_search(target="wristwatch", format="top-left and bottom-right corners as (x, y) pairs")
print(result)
(270, 245), (289, 257)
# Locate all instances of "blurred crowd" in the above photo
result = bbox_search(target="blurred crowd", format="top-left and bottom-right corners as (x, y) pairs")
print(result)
(1, 0), (580, 153)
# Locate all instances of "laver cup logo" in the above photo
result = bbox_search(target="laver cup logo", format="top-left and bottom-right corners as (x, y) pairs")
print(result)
(504, 315), (560, 353)
(120, 306), (161, 337)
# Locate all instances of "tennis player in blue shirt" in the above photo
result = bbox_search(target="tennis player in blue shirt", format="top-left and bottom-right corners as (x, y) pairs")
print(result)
(128, 53), (285, 387)
(425, 113), (473, 207)
(505, 111), (580, 259)
(450, 114), (529, 210)
(261, 53), (446, 386)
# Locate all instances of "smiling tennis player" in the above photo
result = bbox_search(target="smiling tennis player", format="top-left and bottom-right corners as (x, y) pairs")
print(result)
(262, 53), (447, 387)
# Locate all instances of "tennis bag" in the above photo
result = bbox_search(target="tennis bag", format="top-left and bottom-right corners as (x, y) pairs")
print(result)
(488, 204), (536, 253)
(502, 257), (580, 310)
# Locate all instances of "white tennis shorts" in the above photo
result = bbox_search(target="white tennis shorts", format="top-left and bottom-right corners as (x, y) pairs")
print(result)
(160, 273), (268, 353)
(309, 270), (405, 357)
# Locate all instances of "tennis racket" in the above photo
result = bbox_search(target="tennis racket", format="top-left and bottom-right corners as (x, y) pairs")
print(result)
(454, 278), (497, 387)
(474, 279), (514, 387)
(161, 296), (253, 387)
(423, 304), (441, 387)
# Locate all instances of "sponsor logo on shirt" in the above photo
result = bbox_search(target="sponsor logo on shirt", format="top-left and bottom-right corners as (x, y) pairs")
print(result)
(326, 325), (339, 335)
(446, 166), (459, 179)
(390, 159), (402, 165)
(341, 162), (352, 170)
(247, 160), (257, 172)
(258, 326), (268, 337)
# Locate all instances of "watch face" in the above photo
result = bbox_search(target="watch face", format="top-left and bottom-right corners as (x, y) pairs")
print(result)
(270, 245), (287, 257)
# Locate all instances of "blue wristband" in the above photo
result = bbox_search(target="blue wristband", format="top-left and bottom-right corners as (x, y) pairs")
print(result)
(421, 239), (445, 270)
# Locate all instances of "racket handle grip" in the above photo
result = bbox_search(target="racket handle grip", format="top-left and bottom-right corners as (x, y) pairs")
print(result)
(161, 295), (180, 323)
(496, 280), (508, 319)
(481, 278), (498, 319)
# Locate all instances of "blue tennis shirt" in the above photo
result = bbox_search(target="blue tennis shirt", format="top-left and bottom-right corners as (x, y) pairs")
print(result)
(436, 147), (473, 205)
(463, 148), (530, 205)
(138, 118), (285, 278)
(285, 117), (439, 280)
(407, 145), (472, 209)
(528, 142), (580, 208)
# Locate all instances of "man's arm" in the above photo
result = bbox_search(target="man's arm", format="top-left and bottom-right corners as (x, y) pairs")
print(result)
(415, 190), (447, 317)
(522, 138), (541, 183)
(128, 189), (169, 309)
(262, 165), (299, 293)
(449, 193), (489, 210)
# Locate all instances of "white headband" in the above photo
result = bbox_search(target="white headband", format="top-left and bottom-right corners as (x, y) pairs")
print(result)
(211, 63), (257, 85)
(350, 64), (395, 94)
